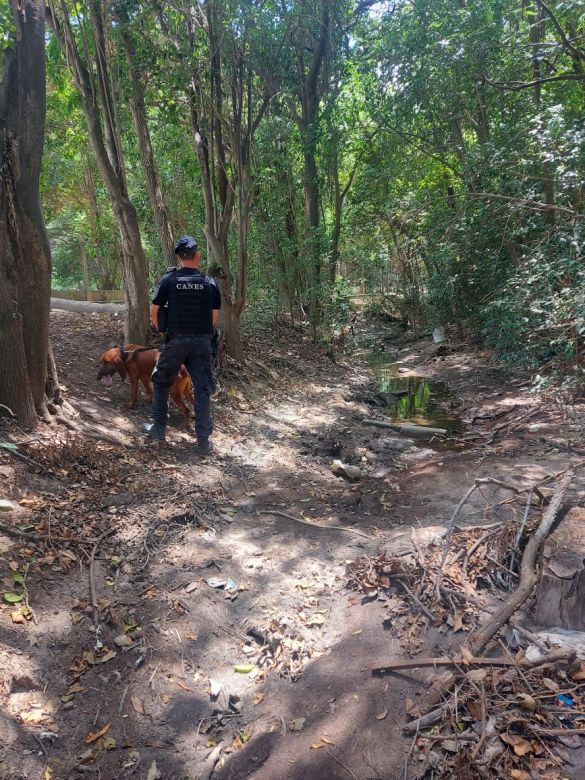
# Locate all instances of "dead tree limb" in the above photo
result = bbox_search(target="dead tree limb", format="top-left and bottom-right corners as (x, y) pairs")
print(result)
(406, 470), (575, 733)
(469, 470), (574, 654)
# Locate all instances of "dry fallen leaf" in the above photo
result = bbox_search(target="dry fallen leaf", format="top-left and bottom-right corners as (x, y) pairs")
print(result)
(185, 581), (198, 593)
(21, 709), (50, 724)
(84, 722), (111, 745)
(466, 669), (487, 683)
(460, 647), (474, 665)
(175, 680), (195, 692)
(501, 733), (533, 757)
(447, 611), (464, 632)
(131, 695), (147, 716)
(510, 770), (530, 780)
(253, 692), (266, 706)
(516, 693), (537, 712)
(376, 708), (388, 721)
(571, 664), (585, 682)
(466, 700), (482, 720)
(289, 717), (306, 732)
(146, 760), (161, 780)
(310, 736), (335, 750)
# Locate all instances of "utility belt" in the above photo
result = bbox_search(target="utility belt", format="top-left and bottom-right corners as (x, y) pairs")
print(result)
(164, 330), (221, 365)
(168, 332), (212, 339)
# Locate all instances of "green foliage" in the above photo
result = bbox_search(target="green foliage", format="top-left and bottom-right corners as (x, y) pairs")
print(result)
(40, 0), (585, 374)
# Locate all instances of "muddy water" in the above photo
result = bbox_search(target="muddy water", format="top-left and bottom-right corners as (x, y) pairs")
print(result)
(367, 353), (464, 433)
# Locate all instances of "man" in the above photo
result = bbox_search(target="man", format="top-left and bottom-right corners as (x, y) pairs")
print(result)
(148, 235), (221, 454)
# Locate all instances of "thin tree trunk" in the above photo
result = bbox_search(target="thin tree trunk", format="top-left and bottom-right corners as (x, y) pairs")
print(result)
(119, 24), (175, 266)
(530, 0), (555, 225)
(0, 0), (51, 427)
(47, 0), (150, 344)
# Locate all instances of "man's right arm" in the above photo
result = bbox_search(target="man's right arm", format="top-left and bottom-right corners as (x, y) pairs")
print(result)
(151, 275), (169, 330)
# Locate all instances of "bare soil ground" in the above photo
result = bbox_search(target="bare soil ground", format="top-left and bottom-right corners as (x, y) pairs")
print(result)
(0, 312), (584, 780)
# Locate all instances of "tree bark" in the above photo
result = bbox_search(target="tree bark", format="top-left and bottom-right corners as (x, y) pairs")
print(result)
(0, 0), (52, 428)
(47, 0), (150, 344)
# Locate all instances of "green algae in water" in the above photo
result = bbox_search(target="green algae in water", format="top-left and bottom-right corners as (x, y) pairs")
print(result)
(367, 354), (464, 433)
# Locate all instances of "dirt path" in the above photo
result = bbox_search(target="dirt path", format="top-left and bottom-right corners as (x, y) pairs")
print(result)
(1, 313), (584, 780)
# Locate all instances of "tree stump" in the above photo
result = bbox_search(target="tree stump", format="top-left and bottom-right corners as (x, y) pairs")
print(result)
(535, 507), (585, 630)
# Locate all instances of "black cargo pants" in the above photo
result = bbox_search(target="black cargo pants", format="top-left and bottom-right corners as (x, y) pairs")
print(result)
(152, 335), (214, 441)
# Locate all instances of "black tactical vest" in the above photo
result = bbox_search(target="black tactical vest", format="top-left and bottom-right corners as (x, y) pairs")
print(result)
(165, 269), (216, 336)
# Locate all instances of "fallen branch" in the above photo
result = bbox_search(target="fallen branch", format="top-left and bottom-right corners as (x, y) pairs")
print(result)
(0, 523), (45, 542)
(484, 406), (541, 444)
(396, 580), (436, 622)
(469, 470), (574, 654)
(199, 744), (223, 780)
(259, 509), (372, 539)
(89, 529), (116, 640)
(0, 444), (50, 472)
(363, 419), (447, 438)
(407, 471), (575, 732)
(434, 482), (478, 599)
(374, 656), (520, 673)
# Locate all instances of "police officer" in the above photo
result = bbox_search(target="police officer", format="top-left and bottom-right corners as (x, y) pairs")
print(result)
(148, 235), (221, 454)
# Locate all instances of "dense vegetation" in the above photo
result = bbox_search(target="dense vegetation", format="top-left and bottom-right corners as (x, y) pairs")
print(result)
(41, 0), (585, 369)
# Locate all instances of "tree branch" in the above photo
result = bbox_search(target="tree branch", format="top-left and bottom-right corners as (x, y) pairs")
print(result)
(536, 0), (585, 63)
(484, 72), (583, 90)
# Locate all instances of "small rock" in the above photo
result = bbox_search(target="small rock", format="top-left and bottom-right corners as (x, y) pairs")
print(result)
(0, 499), (16, 512)
(331, 460), (363, 481)
(114, 634), (133, 648)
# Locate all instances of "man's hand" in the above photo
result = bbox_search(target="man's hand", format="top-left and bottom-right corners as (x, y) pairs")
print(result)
(150, 303), (160, 329)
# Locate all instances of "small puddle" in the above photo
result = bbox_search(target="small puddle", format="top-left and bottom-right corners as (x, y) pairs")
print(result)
(367, 353), (464, 434)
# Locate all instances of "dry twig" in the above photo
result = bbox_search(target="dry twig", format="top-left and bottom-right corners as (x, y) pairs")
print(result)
(259, 509), (372, 539)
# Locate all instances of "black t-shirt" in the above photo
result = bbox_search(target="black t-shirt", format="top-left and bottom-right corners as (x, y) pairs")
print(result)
(152, 268), (221, 336)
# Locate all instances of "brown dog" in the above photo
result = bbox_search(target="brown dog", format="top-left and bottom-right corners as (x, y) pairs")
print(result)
(96, 345), (194, 428)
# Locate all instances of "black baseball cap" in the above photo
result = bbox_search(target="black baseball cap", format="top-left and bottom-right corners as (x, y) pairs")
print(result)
(175, 235), (198, 254)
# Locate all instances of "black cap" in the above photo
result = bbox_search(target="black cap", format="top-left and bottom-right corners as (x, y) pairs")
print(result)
(175, 235), (198, 254)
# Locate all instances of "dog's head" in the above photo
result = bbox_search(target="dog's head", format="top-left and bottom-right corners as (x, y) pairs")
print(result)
(96, 347), (128, 385)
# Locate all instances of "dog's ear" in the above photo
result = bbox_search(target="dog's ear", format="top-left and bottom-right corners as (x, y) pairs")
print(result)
(112, 348), (127, 380)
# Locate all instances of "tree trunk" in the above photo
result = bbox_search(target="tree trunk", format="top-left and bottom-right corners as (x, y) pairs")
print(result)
(328, 143), (342, 286)
(219, 297), (244, 363)
(0, 0), (52, 428)
(120, 24), (175, 266)
(530, 0), (555, 226)
(47, 1), (150, 345)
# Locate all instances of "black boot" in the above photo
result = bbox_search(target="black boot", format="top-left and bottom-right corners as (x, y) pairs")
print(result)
(196, 438), (211, 456)
(146, 423), (166, 445)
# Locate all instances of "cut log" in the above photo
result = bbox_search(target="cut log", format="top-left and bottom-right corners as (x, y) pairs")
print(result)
(51, 298), (127, 314)
(534, 507), (585, 630)
(363, 419), (447, 439)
